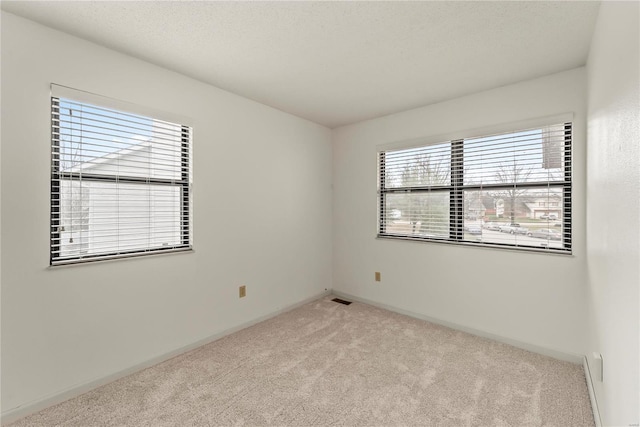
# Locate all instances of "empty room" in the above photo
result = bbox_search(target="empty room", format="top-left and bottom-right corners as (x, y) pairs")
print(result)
(1, 1), (638, 426)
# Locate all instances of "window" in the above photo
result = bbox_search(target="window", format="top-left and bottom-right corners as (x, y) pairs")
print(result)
(50, 87), (192, 265)
(378, 121), (572, 253)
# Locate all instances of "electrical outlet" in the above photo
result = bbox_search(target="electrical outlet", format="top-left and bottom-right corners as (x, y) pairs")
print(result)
(239, 285), (246, 298)
(375, 272), (381, 282)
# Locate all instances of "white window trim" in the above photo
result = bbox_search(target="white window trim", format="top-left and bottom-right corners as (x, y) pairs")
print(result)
(51, 84), (193, 128)
(50, 85), (194, 266)
(376, 114), (574, 255)
(376, 113), (574, 152)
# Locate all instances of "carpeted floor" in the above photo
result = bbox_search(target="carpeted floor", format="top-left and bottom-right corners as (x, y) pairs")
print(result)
(9, 296), (594, 426)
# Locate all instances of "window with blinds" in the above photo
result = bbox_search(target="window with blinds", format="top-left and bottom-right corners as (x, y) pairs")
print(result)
(51, 90), (193, 265)
(378, 122), (572, 253)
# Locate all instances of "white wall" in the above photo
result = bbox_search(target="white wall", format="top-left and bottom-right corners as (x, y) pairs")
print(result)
(586, 2), (640, 425)
(333, 68), (588, 356)
(1, 12), (332, 414)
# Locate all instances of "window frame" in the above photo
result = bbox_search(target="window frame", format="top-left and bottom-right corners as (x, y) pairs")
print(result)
(377, 119), (573, 254)
(50, 85), (193, 266)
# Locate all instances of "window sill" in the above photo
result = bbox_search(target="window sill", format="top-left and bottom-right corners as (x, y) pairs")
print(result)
(49, 247), (194, 268)
(376, 234), (573, 256)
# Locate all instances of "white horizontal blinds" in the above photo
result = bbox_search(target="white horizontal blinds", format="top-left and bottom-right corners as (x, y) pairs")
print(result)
(378, 121), (572, 253)
(460, 123), (571, 251)
(379, 141), (452, 238)
(462, 124), (567, 187)
(382, 142), (451, 188)
(51, 96), (192, 265)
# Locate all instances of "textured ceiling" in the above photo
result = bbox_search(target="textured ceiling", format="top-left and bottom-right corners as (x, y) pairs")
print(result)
(1, 1), (600, 128)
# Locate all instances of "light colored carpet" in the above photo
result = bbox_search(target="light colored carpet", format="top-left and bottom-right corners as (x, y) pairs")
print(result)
(9, 296), (594, 426)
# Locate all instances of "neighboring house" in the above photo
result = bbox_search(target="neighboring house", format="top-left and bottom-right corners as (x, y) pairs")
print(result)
(523, 198), (563, 219)
(59, 139), (183, 258)
(483, 197), (530, 220)
(465, 195), (487, 220)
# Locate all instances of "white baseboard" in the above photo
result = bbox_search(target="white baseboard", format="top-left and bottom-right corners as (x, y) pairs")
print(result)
(331, 290), (583, 364)
(3, 289), (592, 426)
(583, 356), (603, 427)
(1, 289), (331, 426)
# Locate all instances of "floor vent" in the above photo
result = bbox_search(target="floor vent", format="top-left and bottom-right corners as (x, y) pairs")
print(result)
(332, 298), (352, 305)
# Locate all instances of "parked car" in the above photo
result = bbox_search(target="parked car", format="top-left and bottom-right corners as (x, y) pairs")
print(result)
(527, 229), (562, 240)
(513, 224), (529, 235)
(540, 213), (558, 220)
(483, 222), (501, 231)
(465, 225), (482, 235)
(499, 223), (528, 234)
(498, 224), (512, 233)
